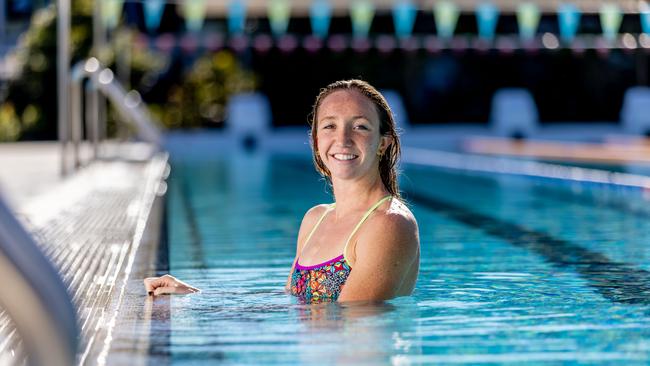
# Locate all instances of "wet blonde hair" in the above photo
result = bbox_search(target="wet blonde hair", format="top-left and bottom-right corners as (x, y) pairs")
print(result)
(309, 79), (401, 198)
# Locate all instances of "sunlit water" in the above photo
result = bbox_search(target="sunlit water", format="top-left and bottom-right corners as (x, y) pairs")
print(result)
(154, 151), (650, 365)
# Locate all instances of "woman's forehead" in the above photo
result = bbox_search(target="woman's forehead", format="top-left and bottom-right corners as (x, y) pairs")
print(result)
(318, 89), (378, 118)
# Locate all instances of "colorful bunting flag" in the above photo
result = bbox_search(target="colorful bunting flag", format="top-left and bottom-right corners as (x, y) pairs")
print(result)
(310, 0), (332, 38)
(558, 3), (581, 43)
(516, 2), (540, 40)
(642, 11), (650, 35)
(268, 0), (291, 37)
(599, 3), (622, 41)
(392, 0), (417, 39)
(433, 1), (459, 40)
(641, 2), (650, 35)
(184, 0), (207, 33)
(102, 0), (124, 30)
(476, 2), (499, 40)
(228, 0), (247, 34)
(350, 0), (375, 38)
(143, 0), (165, 33)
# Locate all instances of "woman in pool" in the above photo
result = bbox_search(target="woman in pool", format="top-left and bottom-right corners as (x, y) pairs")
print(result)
(144, 80), (420, 302)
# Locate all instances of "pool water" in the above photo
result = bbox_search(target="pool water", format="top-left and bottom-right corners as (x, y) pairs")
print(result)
(155, 151), (650, 365)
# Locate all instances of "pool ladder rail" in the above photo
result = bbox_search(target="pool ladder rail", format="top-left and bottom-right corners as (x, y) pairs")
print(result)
(0, 194), (78, 366)
(62, 57), (164, 176)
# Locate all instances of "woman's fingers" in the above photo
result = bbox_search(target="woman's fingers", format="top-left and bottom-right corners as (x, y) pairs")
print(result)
(143, 277), (164, 294)
(144, 275), (200, 296)
(153, 285), (199, 296)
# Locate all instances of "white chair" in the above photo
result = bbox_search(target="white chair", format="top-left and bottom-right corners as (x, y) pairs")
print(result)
(380, 89), (410, 131)
(226, 92), (272, 150)
(490, 88), (539, 138)
(620, 86), (650, 136)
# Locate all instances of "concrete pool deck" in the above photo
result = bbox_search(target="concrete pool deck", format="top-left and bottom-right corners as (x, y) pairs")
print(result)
(0, 141), (168, 365)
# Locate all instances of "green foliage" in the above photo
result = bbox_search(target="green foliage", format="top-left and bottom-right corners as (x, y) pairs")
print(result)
(153, 51), (256, 129)
(2, 1), (256, 141)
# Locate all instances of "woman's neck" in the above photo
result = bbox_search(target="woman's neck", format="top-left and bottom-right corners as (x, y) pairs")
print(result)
(331, 173), (389, 219)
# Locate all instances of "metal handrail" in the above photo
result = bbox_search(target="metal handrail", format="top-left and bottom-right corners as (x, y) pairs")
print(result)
(0, 195), (78, 366)
(63, 57), (164, 173)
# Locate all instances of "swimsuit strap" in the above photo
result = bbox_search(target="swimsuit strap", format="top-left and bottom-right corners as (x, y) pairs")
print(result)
(343, 195), (392, 259)
(302, 203), (335, 248)
(299, 195), (391, 264)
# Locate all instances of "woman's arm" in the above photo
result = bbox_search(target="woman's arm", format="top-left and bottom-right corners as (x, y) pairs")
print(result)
(337, 211), (419, 302)
(285, 204), (328, 291)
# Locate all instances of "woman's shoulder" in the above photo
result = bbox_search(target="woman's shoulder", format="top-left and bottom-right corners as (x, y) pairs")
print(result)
(354, 197), (419, 263)
(299, 203), (332, 229)
(381, 198), (418, 230)
(365, 198), (419, 246)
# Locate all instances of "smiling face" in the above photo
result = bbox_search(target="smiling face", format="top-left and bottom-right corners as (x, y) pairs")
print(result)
(315, 89), (391, 183)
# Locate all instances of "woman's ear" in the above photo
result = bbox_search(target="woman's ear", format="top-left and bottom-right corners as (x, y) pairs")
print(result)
(380, 135), (393, 153)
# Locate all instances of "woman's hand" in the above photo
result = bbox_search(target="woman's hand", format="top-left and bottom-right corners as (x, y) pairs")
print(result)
(143, 274), (200, 296)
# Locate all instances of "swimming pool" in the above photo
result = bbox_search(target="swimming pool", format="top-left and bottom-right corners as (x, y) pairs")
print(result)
(154, 149), (650, 365)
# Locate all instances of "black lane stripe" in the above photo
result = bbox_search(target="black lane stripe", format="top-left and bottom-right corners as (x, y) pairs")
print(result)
(148, 187), (171, 364)
(406, 189), (650, 306)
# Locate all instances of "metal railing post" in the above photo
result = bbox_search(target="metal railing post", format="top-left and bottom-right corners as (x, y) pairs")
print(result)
(71, 77), (82, 169)
(93, 0), (106, 157)
(86, 81), (100, 160)
(57, 0), (70, 176)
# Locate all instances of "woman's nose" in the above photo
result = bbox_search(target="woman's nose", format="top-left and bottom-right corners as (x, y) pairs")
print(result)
(335, 127), (353, 145)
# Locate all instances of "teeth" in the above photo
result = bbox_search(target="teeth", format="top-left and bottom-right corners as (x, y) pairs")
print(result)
(333, 154), (357, 161)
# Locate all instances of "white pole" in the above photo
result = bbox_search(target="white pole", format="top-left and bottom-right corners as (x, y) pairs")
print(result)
(93, 0), (106, 155)
(57, 0), (70, 176)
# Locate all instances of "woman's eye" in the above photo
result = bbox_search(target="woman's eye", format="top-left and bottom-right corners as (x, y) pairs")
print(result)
(354, 125), (369, 130)
(322, 124), (334, 129)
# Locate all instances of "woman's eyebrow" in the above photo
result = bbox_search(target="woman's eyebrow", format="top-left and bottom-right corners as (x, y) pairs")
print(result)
(318, 116), (336, 123)
(319, 115), (372, 123)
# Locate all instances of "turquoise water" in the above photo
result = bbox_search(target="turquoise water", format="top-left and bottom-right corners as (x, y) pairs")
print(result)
(156, 151), (650, 365)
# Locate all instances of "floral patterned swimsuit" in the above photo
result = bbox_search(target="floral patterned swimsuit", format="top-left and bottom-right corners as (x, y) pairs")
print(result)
(290, 196), (392, 303)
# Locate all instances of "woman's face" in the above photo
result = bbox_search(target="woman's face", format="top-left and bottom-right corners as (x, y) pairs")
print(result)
(315, 89), (390, 182)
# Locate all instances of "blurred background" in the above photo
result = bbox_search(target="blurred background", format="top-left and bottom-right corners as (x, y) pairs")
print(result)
(0, 0), (649, 141)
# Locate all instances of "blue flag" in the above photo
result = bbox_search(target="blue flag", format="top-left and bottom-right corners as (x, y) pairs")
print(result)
(476, 3), (500, 40)
(393, 0), (417, 39)
(143, 0), (165, 33)
(310, 0), (332, 38)
(558, 3), (581, 43)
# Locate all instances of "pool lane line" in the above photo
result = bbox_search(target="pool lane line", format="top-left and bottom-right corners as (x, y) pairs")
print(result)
(405, 189), (650, 306)
(409, 165), (650, 222)
(175, 164), (208, 270)
(402, 148), (650, 191)
(528, 184), (650, 221)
